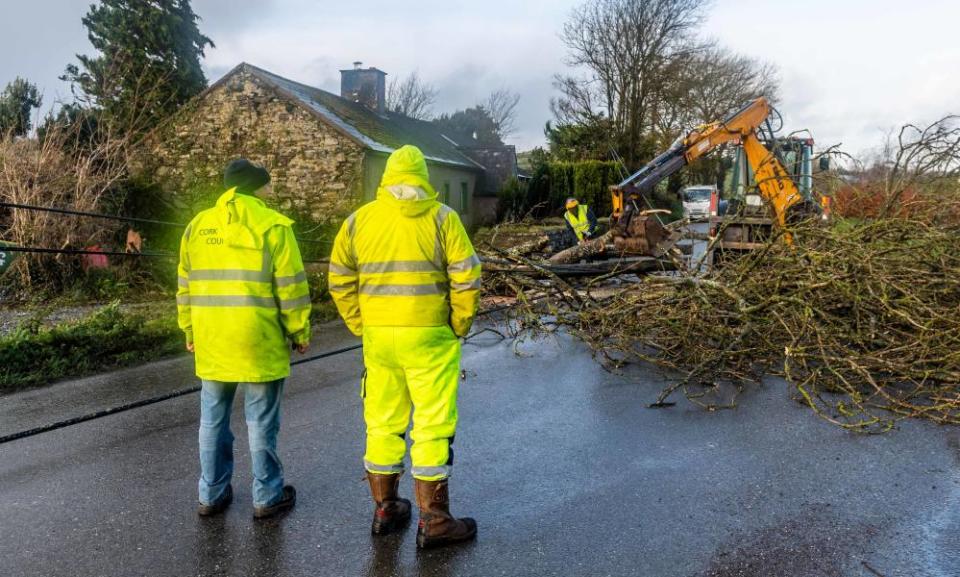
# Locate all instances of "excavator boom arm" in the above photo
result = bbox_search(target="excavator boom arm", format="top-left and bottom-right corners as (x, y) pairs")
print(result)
(612, 97), (803, 227)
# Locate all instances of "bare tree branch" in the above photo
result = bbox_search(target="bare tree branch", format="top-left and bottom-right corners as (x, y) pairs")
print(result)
(486, 88), (521, 140)
(556, 0), (712, 164)
(386, 71), (437, 121)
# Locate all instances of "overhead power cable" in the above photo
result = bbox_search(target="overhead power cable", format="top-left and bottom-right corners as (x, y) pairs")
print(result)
(2, 245), (177, 259)
(0, 201), (332, 245)
(0, 201), (183, 228)
(0, 244), (329, 265)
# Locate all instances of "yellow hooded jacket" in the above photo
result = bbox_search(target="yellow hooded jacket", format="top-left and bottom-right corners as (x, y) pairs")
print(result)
(328, 145), (481, 337)
(176, 188), (312, 382)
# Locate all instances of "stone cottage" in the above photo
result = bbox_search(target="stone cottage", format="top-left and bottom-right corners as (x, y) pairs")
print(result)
(137, 62), (519, 229)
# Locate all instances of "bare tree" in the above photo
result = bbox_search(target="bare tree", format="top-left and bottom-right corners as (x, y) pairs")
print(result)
(1, 106), (133, 289)
(694, 49), (778, 121)
(486, 89), (521, 141)
(877, 117), (960, 218)
(654, 45), (780, 141)
(550, 75), (602, 127)
(386, 71), (437, 121)
(554, 0), (711, 165)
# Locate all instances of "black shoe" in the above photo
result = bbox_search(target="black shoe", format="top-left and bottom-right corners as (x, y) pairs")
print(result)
(253, 485), (296, 519)
(198, 484), (233, 517)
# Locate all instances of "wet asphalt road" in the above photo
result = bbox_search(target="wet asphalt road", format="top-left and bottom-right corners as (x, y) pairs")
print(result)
(2, 320), (960, 577)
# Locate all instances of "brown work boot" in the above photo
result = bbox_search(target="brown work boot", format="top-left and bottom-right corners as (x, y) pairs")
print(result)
(414, 479), (477, 549)
(368, 473), (412, 535)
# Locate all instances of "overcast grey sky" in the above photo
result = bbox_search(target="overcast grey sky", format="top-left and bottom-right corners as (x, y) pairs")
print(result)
(2, 0), (959, 157)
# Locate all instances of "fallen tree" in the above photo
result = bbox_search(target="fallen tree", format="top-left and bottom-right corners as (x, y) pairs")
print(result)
(479, 116), (960, 431)
(484, 218), (960, 431)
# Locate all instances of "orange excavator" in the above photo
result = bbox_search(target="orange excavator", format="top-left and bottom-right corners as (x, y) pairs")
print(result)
(608, 97), (824, 257)
(549, 97), (825, 264)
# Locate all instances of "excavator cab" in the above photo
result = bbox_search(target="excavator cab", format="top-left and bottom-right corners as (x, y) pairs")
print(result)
(708, 135), (827, 257)
(720, 137), (816, 219)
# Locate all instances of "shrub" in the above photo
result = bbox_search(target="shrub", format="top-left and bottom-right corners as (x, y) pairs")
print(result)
(0, 303), (182, 390)
(496, 177), (528, 222)
(0, 111), (132, 294)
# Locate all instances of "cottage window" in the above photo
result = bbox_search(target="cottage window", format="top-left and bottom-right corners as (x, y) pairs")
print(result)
(460, 182), (469, 215)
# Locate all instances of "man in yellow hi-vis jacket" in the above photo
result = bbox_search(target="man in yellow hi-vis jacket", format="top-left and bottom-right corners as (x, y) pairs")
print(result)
(329, 145), (481, 549)
(177, 159), (312, 520)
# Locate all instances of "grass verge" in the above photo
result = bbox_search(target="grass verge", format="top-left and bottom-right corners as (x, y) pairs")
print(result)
(0, 298), (343, 392)
(0, 302), (183, 391)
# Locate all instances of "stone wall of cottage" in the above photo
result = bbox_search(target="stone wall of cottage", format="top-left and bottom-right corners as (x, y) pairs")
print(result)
(136, 68), (366, 227)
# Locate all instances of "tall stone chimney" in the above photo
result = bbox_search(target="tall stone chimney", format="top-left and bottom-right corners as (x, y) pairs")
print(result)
(340, 62), (387, 115)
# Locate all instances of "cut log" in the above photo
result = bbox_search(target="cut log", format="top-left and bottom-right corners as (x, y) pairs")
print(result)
(548, 213), (681, 264)
(548, 230), (614, 264)
(507, 235), (551, 256)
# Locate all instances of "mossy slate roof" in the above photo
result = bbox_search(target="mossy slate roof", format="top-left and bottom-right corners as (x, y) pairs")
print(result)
(224, 63), (482, 171)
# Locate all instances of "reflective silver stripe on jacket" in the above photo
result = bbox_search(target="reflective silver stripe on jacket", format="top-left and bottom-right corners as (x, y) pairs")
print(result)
(328, 262), (357, 276)
(358, 282), (448, 296)
(364, 460), (405, 474)
(261, 245), (272, 275)
(185, 244), (274, 283)
(346, 213), (357, 239)
(433, 205), (454, 268)
(178, 295), (277, 308)
(279, 295), (312, 310)
(359, 260), (442, 274)
(188, 269), (271, 282)
(451, 279), (481, 291)
(177, 276), (189, 288)
(447, 254), (481, 273)
(344, 213), (359, 268)
(328, 281), (357, 292)
(412, 465), (450, 479)
(275, 271), (307, 287)
(182, 225), (192, 272)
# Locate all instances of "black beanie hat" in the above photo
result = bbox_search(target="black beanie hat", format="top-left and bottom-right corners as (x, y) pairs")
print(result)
(223, 158), (270, 195)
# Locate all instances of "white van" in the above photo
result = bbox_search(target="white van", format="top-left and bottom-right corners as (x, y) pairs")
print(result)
(682, 185), (716, 221)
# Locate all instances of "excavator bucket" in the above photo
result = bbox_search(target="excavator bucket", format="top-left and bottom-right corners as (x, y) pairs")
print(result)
(612, 212), (679, 257)
(548, 210), (679, 264)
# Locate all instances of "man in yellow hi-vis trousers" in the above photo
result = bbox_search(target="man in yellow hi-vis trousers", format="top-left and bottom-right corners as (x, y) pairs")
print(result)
(329, 145), (481, 549)
(177, 159), (312, 520)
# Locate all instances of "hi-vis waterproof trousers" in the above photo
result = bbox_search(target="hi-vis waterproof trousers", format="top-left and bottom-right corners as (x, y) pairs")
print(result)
(362, 325), (460, 481)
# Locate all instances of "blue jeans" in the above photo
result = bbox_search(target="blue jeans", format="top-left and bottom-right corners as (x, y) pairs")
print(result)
(198, 379), (285, 507)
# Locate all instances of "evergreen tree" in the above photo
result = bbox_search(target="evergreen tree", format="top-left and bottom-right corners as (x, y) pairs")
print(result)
(0, 77), (42, 137)
(62, 0), (213, 133)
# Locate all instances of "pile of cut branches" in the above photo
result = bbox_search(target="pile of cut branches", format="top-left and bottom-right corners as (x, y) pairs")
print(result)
(484, 218), (960, 431)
